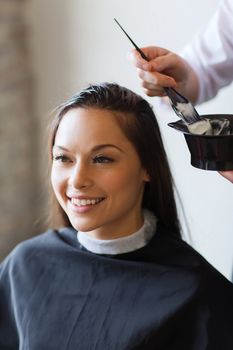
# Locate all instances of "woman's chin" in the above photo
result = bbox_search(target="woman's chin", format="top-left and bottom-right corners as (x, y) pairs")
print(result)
(69, 218), (97, 234)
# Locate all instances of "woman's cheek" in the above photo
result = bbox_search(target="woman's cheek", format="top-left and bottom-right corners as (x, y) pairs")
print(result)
(51, 168), (67, 194)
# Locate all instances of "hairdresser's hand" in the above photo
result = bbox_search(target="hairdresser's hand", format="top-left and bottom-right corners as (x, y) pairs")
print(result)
(129, 46), (199, 104)
(219, 171), (233, 183)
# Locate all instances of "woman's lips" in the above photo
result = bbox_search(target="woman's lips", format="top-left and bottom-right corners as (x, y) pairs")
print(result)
(71, 197), (105, 206)
(68, 197), (105, 213)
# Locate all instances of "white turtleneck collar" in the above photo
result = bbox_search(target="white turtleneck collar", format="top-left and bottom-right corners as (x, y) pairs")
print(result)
(77, 210), (157, 255)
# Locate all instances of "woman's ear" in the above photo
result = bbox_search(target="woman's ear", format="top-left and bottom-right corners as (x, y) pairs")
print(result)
(143, 170), (150, 182)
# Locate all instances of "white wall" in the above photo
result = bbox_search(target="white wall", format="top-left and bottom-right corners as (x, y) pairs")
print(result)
(26, 0), (233, 279)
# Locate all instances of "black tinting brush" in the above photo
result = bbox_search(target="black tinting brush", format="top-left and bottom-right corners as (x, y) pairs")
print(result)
(114, 18), (201, 125)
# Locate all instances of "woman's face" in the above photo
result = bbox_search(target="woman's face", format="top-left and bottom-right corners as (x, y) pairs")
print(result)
(51, 107), (149, 239)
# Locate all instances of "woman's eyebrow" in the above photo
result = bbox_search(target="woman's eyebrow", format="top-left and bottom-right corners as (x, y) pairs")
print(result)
(53, 145), (69, 151)
(53, 144), (124, 153)
(91, 144), (124, 153)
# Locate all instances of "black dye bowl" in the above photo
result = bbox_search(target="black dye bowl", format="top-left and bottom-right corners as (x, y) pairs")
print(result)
(168, 114), (233, 171)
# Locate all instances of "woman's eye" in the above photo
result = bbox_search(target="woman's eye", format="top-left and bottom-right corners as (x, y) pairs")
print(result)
(53, 155), (71, 163)
(93, 156), (113, 164)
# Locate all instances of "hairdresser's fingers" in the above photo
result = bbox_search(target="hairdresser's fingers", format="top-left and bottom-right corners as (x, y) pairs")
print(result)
(137, 68), (176, 89)
(140, 81), (165, 96)
(138, 71), (170, 97)
(219, 171), (233, 183)
(128, 46), (170, 71)
(128, 49), (146, 68)
(140, 46), (170, 59)
(151, 53), (190, 83)
(130, 47), (189, 86)
(143, 88), (166, 97)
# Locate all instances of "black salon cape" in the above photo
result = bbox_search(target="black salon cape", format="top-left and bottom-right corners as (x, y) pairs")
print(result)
(0, 224), (233, 350)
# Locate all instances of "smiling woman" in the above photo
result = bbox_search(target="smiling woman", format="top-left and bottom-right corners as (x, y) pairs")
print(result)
(51, 107), (150, 240)
(0, 83), (233, 349)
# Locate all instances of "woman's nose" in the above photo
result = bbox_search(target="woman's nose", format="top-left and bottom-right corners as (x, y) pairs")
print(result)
(68, 163), (92, 189)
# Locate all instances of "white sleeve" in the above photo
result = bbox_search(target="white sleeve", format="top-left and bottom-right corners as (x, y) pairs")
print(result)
(181, 0), (233, 104)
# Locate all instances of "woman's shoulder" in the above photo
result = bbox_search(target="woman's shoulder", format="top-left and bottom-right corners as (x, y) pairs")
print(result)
(150, 222), (204, 266)
(0, 227), (78, 272)
(155, 223), (233, 290)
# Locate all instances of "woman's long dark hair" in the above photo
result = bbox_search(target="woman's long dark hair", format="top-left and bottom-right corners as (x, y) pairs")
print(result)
(48, 83), (181, 237)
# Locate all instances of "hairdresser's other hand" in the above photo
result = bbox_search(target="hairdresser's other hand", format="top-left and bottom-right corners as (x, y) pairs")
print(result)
(219, 171), (233, 183)
(129, 46), (199, 104)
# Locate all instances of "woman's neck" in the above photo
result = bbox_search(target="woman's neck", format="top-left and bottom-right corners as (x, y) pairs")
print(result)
(77, 210), (157, 255)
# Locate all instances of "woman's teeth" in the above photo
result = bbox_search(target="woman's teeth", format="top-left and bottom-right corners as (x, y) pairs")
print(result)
(71, 198), (104, 206)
